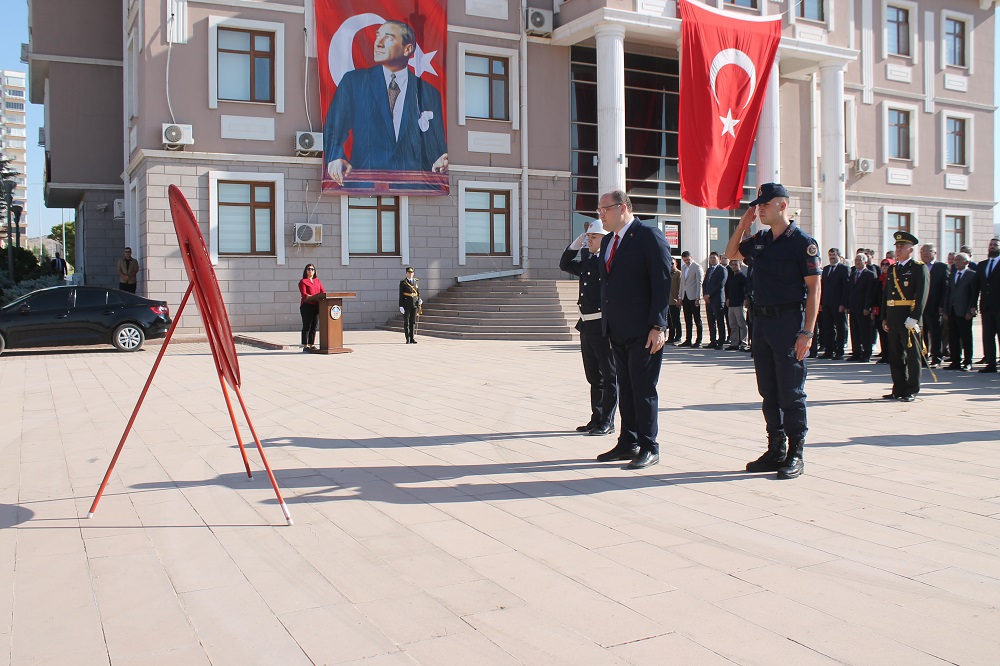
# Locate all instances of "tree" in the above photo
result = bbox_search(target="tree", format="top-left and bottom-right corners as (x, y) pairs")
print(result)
(48, 220), (76, 267)
(0, 154), (18, 220)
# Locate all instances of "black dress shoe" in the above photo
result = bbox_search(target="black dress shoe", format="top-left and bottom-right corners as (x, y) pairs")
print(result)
(961, 363), (972, 371)
(820, 352), (833, 360)
(881, 393), (900, 400)
(725, 345), (739, 351)
(576, 423), (596, 432)
(832, 353), (844, 360)
(678, 341), (692, 347)
(596, 445), (640, 462)
(899, 395), (915, 402)
(702, 342), (716, 349)
(588, 423), (615, 436)
(978, 366), (997, 374)
(944, 363), (961, 370)
(627, 450), (659, 469)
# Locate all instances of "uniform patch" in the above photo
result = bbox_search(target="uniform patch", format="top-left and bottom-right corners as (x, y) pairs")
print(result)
(806, 243), (819, 257)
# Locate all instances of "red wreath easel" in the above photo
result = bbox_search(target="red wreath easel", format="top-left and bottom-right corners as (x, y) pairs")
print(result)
(88, 185), (293, 525)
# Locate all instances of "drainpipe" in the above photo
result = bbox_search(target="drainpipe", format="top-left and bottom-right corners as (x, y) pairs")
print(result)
(810, 73), (820, 240)
(519, 0), (529, 271)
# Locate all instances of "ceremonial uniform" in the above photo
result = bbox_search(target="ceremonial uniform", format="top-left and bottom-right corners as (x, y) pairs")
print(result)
(399, 274), (420, 343)
(881, 234), (929, 400)
(560, 244), (617, 433)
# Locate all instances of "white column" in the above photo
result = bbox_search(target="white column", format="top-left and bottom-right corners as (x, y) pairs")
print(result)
(681, 199), (707, 261)
(595, 22), (627, 195)
(756, 57), (781, 187)
(819, 61), (846, 254)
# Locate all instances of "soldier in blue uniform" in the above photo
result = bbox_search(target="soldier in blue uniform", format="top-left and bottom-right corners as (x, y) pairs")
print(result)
(560, 221), (617, 436)
(880, 231), (929, 401)
(725, 183), (822, 479)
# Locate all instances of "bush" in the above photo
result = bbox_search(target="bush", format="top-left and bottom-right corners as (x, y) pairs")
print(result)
(0, 246), (44, 281)
(0, 275), (64, 307)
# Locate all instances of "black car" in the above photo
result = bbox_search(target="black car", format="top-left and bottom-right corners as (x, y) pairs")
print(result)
(0, 286), (171, 354)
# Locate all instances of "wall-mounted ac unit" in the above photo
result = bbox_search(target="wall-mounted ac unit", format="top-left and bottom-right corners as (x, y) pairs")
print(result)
(854, 157), (874, 176)
(294, 131), (323, 155)
(38, 127), (45, 147)
(294, 223), (323, 245)
(113, 199), (126, 219)
(162, 123), (194, 149)
(525, 8), (553, 37)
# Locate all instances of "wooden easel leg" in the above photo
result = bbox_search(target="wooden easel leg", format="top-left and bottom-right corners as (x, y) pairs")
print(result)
(88, 285), (194, 518)
(231, 384), (293, 525)
(217, 375), (254, 479)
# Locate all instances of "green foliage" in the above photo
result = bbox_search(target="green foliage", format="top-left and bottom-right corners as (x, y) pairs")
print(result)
(0, 155), (19, 219)
(0, 274), (64, 307)
(48, 220), (76, 266)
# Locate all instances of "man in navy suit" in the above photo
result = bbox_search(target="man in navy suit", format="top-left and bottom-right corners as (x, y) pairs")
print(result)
(702, 252), (727, 349)
(920, 244), (949, 367)
(595, 190), (673, 469)
(977, 238), (1000, 373)
(847, 253), (877, 361)
(323, 20), (448, 185)
(944, 252), (978, 371)
(818, 249), (850, 359)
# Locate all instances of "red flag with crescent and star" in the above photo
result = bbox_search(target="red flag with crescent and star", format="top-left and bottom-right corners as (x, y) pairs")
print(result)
(315, 0), (448, 195)
(678, 0), (781, 210)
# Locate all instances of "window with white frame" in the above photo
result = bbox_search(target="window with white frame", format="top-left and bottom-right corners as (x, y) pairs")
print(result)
(4, 101), (24, 111)
(458, 44), (519, 128)
(209, 16), (285, 112)
(941, 11), (973, 72)
(348, 196), (400, 255)
(797, 0), (824, 21)
(724, 0), (758, 8)
(883, 1), (919, 62)
(882, 101), (918, 165)
(944, 214), (966, 255)
(208, 171), (286, 265)
(940, 111), (973, 171)
(5, 89), (24, 98)
(464, 189), (511, 256)
(887, 211), (911, 235)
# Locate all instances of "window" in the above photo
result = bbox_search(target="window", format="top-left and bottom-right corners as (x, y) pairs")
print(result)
(944, 215), (966, 255)
(945, 18), (966, 67)
(458, 44), (519, 128)
(888, 109), (910, 160)
(5, 127), (26, 137)
(217, 181), (275, 255)
(4, 139), (26, 149)
(217, 28), (274, 103)
(465, 55), (509, 121)
(4, 76), (25, 87)
(5, 89), (24, 98)
(348, 196), (400, 255)
(946, 117), (966, 166)
(4, 101), (24, 111)
(882, 206), (919, 252)
(464, 189), (510, 255)
(209, 16), (285, 112)
(724, 0), (757, 7)
(75, 288), (108, 308)
(887, 6), (910, 56)
(797, 0), (824, 21)
(27, 290), (70, 311)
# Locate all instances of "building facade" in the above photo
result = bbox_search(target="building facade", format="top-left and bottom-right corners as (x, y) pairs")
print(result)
(0, 69), (28, 245)
(29, 0), (999, 332)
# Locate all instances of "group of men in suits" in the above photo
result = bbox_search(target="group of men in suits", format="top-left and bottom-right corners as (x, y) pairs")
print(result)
(673, 250), (749, 350)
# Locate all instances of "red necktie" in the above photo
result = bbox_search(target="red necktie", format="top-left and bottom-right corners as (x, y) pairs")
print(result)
(607, 234), (620, 267)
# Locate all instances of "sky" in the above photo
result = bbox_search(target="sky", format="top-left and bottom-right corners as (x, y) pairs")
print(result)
(1, 2), (997, 240)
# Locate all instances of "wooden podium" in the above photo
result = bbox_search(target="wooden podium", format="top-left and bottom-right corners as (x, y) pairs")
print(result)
(307, 292), (357, 354)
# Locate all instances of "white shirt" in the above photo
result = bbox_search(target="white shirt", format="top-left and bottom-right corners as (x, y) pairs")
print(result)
(382, 66), (409, 140)
(605, 219), (633, 266)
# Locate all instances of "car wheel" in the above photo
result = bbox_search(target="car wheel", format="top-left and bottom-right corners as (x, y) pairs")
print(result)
(0, 333), (5, 355)
(113, 323), (145, 351)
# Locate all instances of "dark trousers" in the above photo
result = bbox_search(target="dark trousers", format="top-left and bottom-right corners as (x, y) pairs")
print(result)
(706, 296), (725, 344)
(609, 334), (663, 454)
(682, 297), (702, 343)
(403, 306), (418, 341)
(667, 304), (682, 342)
(848, 310), (872, 360)
(982, 310), (1000, 366)
(922, 310), (944, 360)
(752, 311), (808, 439)
(119, 283), (137, 294)
(580, 327), (617, 427)
(948, 313), (973, 365)
(299, 303), (319, 346)
(820, 307), (847, 354)
(884, 324), (921, 396)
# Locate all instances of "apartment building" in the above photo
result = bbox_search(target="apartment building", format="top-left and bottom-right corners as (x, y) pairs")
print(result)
(0, 70), (28, 245)
(28, 0), (998, 332)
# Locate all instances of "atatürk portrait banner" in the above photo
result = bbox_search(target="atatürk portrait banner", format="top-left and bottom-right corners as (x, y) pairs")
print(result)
(316, 0), (449, 196)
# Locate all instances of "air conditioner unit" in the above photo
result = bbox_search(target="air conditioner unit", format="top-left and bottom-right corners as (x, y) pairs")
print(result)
(38, 127), (45, 147)
(162, 123), (194, 148)
(294, 131), (323, 155)
(525, 7), (553, 37)
(20, 43), (29, 64)
(854, 157), (874, 176)
(293, 223), (323, 245)
(113, 199), (126, 219)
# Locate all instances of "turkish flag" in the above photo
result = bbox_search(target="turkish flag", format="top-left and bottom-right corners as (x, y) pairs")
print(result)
(678, 0), (781, 210)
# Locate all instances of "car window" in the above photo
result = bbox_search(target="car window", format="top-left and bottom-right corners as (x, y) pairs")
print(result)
(74, 288), (108, 308)
(107, 291), (125, 306)
(26, 290), (70, 311)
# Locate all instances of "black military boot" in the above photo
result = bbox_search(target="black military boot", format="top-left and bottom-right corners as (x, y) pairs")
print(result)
(777, 437), (805, 479)
(746, 432), (787, 472)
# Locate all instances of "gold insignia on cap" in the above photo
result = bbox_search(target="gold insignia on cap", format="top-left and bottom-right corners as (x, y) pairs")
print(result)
(806, 243), (818, 256)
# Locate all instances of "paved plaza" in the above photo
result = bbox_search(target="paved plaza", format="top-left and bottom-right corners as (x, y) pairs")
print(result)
(1, 330), (999, 665)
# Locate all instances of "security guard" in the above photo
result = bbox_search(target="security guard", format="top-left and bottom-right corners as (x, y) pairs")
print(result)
(880, 231), (929, 401)
(725, 183), (822, 479)
(559, 220), (617, 435)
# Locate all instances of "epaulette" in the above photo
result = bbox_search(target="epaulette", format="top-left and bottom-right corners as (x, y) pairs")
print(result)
(912, 260), (924, 265)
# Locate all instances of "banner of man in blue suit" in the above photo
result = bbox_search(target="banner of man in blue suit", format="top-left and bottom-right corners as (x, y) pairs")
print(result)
(316, 0), (449, 195)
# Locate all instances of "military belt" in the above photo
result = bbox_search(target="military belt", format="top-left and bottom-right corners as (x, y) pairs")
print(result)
(885, 299), (915, 307)
(580, 311), (602, 321)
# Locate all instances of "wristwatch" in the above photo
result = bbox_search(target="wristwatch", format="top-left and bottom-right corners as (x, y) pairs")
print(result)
(651, 325), (666, 332)
(797, 330), (814, 338)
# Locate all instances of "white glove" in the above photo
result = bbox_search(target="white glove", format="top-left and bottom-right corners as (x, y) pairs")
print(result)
(569, 233), (587, 251)
(417, 299), (423, 305)
(399, 307), (405, 314)
(904, 317), (919, 332)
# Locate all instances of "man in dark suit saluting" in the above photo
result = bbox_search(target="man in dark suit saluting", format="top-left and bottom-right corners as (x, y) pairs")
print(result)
(323, 20), (448, 185)
(595, 190), (673, 469)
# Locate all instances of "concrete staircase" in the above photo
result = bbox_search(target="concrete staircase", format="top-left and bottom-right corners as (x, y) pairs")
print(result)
(383, 277), (580, 340)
